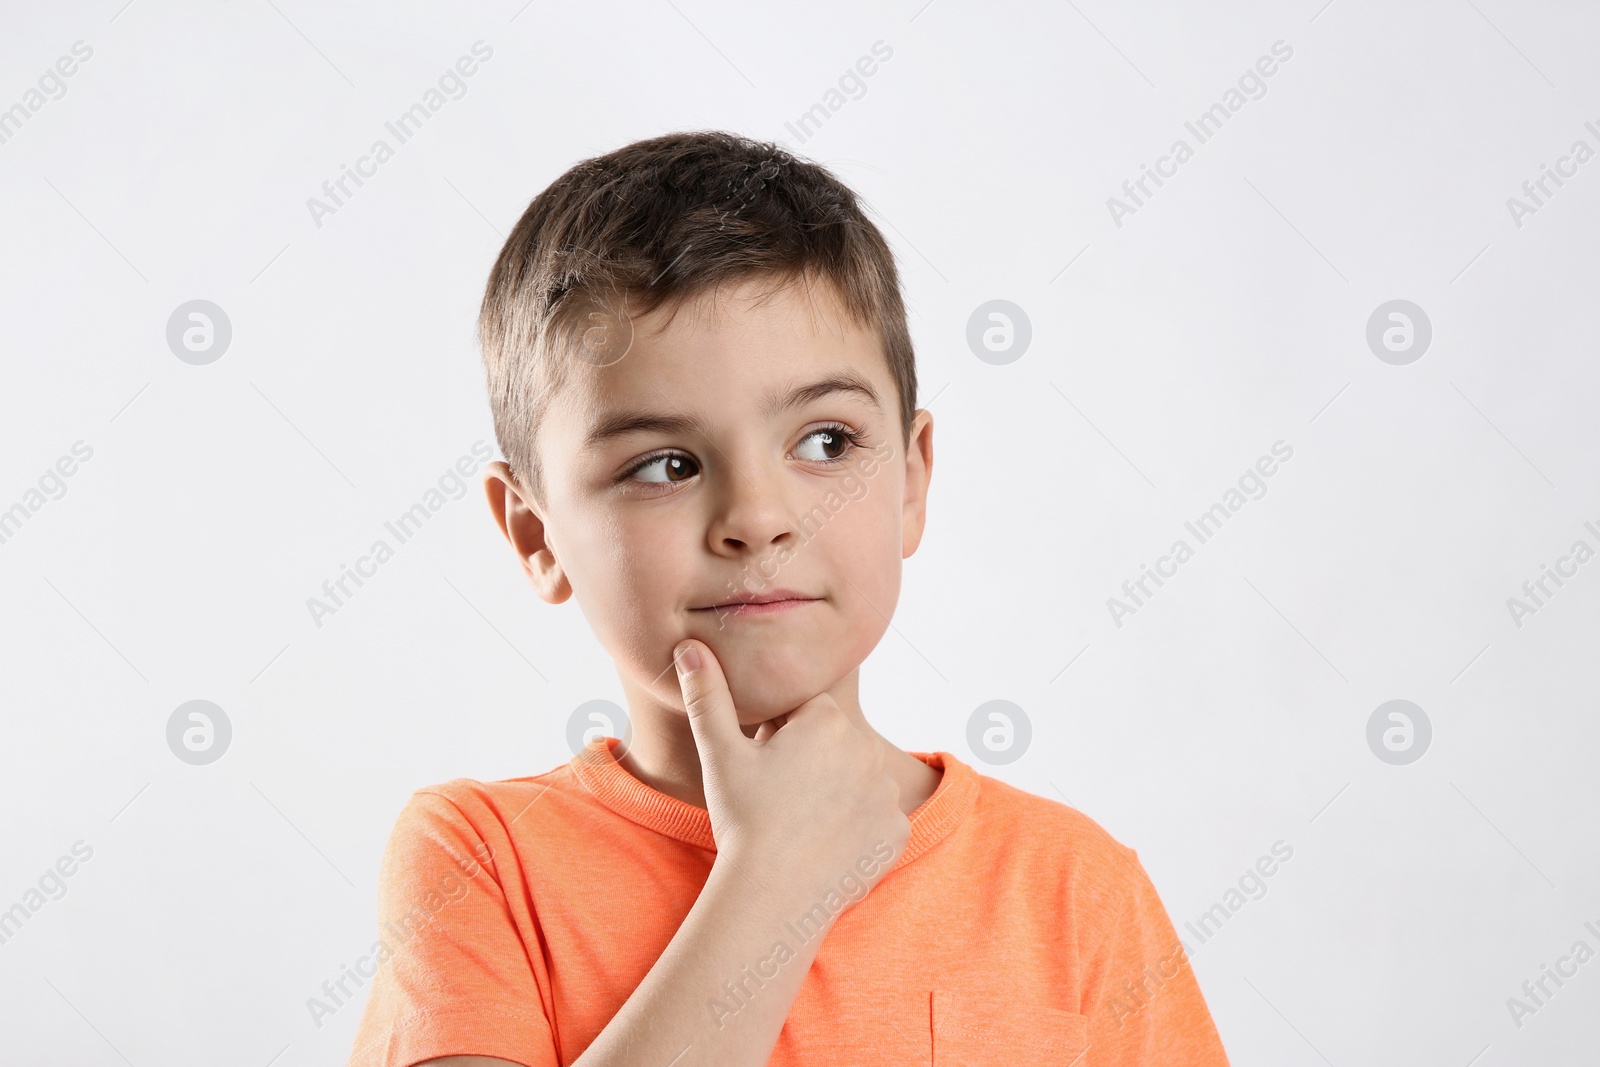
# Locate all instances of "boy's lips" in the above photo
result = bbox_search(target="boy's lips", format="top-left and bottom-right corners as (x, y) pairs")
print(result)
(692, 589), (822, 616)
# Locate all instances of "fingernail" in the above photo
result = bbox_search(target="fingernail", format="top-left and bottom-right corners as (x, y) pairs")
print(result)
(676, 644), (701, 675)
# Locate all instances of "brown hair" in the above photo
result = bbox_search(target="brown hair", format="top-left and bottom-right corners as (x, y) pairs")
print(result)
(477, 129), (917, 510)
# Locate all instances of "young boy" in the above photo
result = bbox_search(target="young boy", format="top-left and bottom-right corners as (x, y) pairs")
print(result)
(346, 130), (1231, 1067)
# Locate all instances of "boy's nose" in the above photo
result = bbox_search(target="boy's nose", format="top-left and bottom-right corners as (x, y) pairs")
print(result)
(705, 462), (798, 555)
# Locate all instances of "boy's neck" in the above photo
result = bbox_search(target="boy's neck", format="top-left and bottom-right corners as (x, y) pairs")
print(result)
(612, 673), (942, 818)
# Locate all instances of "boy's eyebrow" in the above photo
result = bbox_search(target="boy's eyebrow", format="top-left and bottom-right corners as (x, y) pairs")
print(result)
(762, 372), (883, 419)
(583, 410), (711, 450)
(583, 373), (883, 449)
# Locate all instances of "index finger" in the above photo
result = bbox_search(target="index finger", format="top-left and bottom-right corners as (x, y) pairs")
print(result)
(674, 640), (745, 761)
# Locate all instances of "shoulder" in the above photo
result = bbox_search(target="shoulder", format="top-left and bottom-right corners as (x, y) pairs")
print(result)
(377, 760), (582, 870)
(403, 751), (582, 820)
(969, 768), (1141, 865)
(963, 767), (1157, 923)
(407, 762), (576, 821)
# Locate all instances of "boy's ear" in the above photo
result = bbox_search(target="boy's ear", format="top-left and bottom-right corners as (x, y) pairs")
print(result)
(482, 461), (572, 604)
(900, 408), (934, 558)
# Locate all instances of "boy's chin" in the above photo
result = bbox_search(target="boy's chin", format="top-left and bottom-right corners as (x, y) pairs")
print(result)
(725, 681), (814, 725)
(718, 663), (828, 725)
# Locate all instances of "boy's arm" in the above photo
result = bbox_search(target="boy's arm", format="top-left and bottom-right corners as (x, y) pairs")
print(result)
(564, 640), (908, 1067)
(1080, 847), (1232, 1065)
(415, 638), (910, 1067)
(415, 851), (838, 1067)
(343, 787), (562, 1067)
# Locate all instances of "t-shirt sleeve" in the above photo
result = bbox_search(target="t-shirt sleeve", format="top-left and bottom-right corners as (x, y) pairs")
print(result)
(345, 787), (560, 1067)
(1080, 847), (1232, 1066)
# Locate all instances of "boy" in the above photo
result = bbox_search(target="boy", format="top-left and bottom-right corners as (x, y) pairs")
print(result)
(346, 130), (1230, 1066)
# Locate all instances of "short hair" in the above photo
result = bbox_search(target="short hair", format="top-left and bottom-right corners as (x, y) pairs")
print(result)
(477, 129), (917, 510)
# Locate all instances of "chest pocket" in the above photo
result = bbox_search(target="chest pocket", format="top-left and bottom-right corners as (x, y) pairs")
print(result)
(931, 989), (1091, 1066)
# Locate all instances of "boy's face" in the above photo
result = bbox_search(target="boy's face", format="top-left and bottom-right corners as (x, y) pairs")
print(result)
(485, 274), (934, 726)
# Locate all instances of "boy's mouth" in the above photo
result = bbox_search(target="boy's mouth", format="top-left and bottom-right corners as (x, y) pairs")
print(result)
(692, 589), (822, 617)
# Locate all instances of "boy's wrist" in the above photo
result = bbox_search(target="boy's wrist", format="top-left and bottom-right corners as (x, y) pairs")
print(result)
(709, 840), (886, 936)
(710, 846), (794, 903)
(710, 847), (840, 928)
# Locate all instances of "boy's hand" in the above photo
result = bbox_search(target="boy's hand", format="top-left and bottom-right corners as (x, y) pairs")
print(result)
(673, 638), (911, 907)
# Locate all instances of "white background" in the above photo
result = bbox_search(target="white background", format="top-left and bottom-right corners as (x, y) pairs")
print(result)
(2, 0), (1598, 1063)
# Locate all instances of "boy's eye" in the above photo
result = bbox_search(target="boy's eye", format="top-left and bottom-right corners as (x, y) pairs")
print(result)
(793, 426), (858, 463)
(628, 454), (699, 484)
(619, 424), (863, 486)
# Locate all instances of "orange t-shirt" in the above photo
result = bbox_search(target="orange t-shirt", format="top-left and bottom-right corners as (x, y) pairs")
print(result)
(346, 737), (1230, 1066)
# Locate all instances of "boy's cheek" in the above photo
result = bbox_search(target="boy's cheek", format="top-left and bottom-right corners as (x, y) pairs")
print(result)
(854, 490), (909, 570)
(837, 565), (901, 650)
(565, 553), (681, 658)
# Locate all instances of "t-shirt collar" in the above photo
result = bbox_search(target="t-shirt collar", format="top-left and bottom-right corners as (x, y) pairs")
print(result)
(569, 735), (979, 871)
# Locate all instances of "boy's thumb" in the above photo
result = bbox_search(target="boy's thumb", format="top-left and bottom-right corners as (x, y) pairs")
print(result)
(674, 640), (740, 759)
